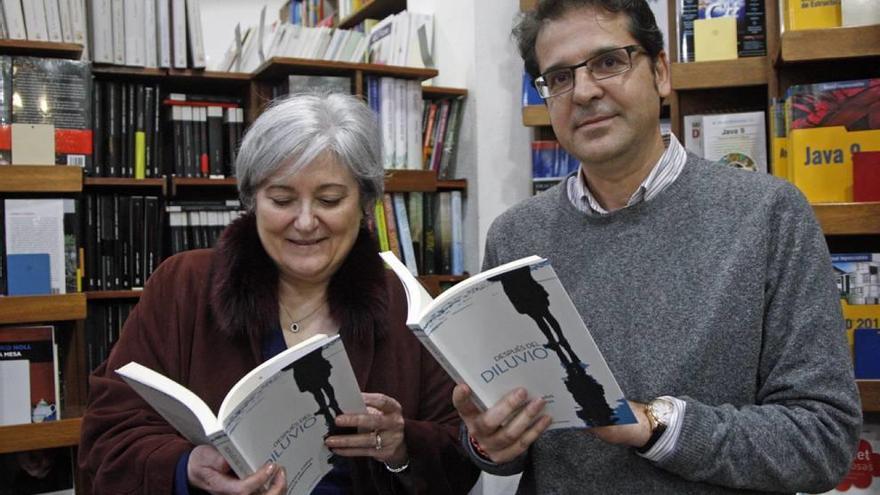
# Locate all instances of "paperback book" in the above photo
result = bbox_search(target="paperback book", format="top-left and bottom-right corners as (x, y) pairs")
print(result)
(117, 333), (365, 495)
(379, 251), (636, 429)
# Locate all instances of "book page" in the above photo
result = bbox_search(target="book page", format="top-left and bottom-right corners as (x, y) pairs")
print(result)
(379, 251), (433, 325)
(421, 259), (635, 430)
(116, 362), (220, 445)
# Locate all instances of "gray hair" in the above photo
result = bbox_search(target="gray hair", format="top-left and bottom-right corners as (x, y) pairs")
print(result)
(236, 92), (384, 212)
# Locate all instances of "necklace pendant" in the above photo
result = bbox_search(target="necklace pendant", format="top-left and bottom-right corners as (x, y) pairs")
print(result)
(290, 322), (300, 333)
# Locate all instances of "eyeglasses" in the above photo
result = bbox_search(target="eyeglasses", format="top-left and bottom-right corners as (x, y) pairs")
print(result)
(534, 45), (644, 99)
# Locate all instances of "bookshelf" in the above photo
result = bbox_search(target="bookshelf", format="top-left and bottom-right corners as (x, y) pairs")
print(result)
(777, 24), (880, 64)
(859, 380), (880, 413)
(0, 39), (82, 59)
(0, 418), (83, 454)
(0, 166), (83, 193)
(0, 294), (87, 324)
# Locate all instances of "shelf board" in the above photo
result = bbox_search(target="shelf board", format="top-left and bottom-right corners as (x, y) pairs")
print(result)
(86, 290), (143, 300)
(84, 177), (165, 188)
(522, 105), (550, 127)
(0, 39), (82, 59)
(0, 293), (87, 325)
(165, 69), (252, 82)
(437, 179), (467, 191)
(671, 57), (768, 90)
(422, 86), (468, 98)
(92, 65), (167, 78)
(0, 418), (82, 454)
(520, 0), (537, 10)
(859, 380), (880, 413)
(254, 57), (438, 82)
(337, 0), (406, 29)
(813, 202), (880, 235)
(384, 169), (437, 192)
(0, 165), (82, 193)
(779, 25), (880, 64)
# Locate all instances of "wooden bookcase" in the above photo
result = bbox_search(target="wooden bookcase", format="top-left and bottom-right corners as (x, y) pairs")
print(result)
(518, 2), (880, 414)
(0, 32), (468, 492)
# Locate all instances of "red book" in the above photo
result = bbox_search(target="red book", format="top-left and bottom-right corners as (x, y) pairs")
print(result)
(853, 150), (880, 202)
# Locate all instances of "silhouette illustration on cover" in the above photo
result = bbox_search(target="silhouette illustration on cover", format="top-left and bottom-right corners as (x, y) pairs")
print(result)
(489, 266), (616, 426)
(284, 348), (354, 442)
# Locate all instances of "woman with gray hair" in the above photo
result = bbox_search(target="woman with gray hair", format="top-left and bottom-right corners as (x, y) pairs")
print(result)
(78, 93), (480, 495)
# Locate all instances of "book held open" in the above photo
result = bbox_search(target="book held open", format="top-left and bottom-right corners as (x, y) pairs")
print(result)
(116, 333), (364, 495)
(379, 251), (636, 429)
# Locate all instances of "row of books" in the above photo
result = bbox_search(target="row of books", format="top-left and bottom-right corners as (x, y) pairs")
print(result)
(0, 0), (86, 46)
(165, 94), (244, 179)
(85, 300), (134, 374)
(167, 200), (245, 255)
(781, 0), (880, 31)
(280, 0), (335, 27)
(82, 194), (162, 292)
(373, 191), (463, 278)
(89, 0), (206, 69)
(770, 77), (880, 203)
(532, 141), (581, 180)
(831, 253), (879, 380)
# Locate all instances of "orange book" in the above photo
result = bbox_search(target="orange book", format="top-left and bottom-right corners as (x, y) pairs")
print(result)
(382, 193), (401, 260)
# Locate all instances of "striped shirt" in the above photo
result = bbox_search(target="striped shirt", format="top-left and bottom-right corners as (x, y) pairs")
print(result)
(566, 134), (688, 214)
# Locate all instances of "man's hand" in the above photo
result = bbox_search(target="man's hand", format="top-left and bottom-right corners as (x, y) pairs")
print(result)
(188, 444), (286, 495)
(452, 384), (552, 464)
(588, 401), (652, 448)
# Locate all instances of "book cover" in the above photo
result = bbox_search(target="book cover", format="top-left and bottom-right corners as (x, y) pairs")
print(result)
(4, 199), (67, 295)
(789, 126), (880, 202)
(842, 0), (880, 27)
(678, 0), (765, 62)
(831, 253), (880, 352)
(787, 0), (841, 30)
(0, 325), (58, 426)
(854, 329), (880, 379)
(701, 111), (768, 173)
(117, 333), (365, 495)
(693, 17), (737, 62)
(11, 57), (92, 169)
(380, 251), (637, 429)
(853, 150), (880, 202)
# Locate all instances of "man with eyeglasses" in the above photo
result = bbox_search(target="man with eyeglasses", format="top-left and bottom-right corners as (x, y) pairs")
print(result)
(452, 0), (861, 493)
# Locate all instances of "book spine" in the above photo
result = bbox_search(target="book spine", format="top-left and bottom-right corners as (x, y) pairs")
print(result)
(392, 193), (418, 276)
(92, 80), (104, 177)
(135, 85), (146, 179)
(450, 190), (463, 276)
(373, 199), (389, 252)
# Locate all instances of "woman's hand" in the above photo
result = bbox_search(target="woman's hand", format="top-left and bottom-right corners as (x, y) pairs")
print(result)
(325, 392), (409, 467)
(188, 444), (286, 494)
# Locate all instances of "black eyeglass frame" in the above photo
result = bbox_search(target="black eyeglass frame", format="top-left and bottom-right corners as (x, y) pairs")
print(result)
(533, 44), (644, 99)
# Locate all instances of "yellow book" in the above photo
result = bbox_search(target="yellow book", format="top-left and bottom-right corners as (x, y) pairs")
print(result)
(789, 126), (880, 202)
(374, 199), (389, 252)
(769, 99), (790, 181)
(788, 0), (842, 30)
(832, 253), (880, 353)
(694, 17), (738, 62)
(134, 131), (146, 179)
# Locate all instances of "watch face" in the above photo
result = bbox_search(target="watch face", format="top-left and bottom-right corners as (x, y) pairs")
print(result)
(650, 399), (674, 425)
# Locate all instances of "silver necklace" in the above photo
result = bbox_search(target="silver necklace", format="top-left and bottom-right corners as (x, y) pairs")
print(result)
(280, 300), (326, 333)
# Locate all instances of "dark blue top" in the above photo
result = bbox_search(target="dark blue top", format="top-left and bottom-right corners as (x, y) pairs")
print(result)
(173, 328), (352, 495)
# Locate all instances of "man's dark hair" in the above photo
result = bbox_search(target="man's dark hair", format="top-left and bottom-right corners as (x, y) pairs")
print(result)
(513, 0), (664, 79)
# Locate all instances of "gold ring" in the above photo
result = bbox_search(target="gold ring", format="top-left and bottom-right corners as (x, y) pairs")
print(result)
(374, 431), (383, 451)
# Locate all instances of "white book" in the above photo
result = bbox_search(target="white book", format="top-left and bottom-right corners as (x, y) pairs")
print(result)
(312, 26), (333, 60)
(43, 0), (62, 41)
(682, 114), (704, 157)
(391, 193), (418, 276)
(4, 199), (66, 295)
(88, 0), (113, 63)
(69, 0), (88, 46)
(170, 0), (186, 68)
(336, 30), (358, 62)
(842, 0), (880, 27)
(406, 13), (433, 68)
(232, 23), (245, 71)
(89, 0), (113, 64)
(22, 0), (49, 41)
(379, 77), (395, 169)
(2, 0), (26, 40)
(111, 0), (125, 65)
(0, 361), (31, 426)
(143, 0), (157, 67)
(368, 14), (395, 64)
(255, 5), (266, 66)
(701, 111), (767, 173)
(390, 11), (409, 66)
(323, 28), (345, 61)
(185, 0), (205, 68)
(450, 190), (463, 276)
(57, 0), (73, 42)
(264, 21), (286, 59)
(405, 80), (422, 170)
(117, 334), (365, 495)
(393, 78), (407, 168)
(645, 0), (670, 59)
(155, 0), (171, 68)
(349, 34), (369, 63)
(124, 0), (146, 67)
(0, 7), (6, 38)
(380, 251), (637, 430)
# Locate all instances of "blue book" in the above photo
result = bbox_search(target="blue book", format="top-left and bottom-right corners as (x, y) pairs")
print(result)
(521, 72), (543, 106)
(7, 253), (51, 296)
(854, 328), (880, 379)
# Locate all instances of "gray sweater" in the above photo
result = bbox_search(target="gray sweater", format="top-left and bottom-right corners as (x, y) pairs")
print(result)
(473, 154), (862, 494)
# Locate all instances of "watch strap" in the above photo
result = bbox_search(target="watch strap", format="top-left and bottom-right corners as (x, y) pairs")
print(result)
(636, 421), (667, 454)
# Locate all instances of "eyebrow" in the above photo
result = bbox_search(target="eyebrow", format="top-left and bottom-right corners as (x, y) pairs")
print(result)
(264, 183), (350, 193)
(541, 45), (632, 74)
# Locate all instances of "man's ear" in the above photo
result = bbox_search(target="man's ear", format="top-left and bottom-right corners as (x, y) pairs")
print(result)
(653, 50), (671, 98)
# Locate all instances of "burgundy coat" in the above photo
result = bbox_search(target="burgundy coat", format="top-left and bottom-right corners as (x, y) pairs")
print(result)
(78, 213), (479, 494)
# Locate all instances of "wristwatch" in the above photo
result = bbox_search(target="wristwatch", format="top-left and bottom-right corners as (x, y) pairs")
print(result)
(636, 397), (674, 454)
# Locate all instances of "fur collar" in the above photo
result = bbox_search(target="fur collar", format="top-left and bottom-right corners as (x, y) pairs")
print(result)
(209, 212), (388, 344)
